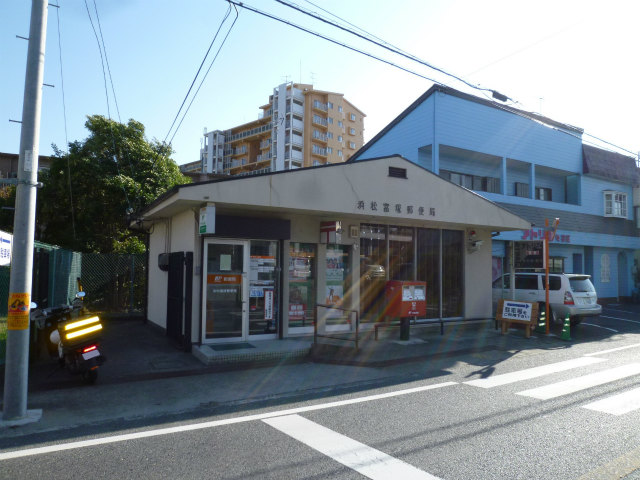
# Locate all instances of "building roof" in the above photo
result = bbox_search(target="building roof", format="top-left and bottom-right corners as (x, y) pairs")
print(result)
(134, 155), (530, 233)
(582, 144), (640, 186)
(350, 84), (584, 162)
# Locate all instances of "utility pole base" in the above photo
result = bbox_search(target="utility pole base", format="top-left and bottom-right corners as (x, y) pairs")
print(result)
(0, 408), (42, 428)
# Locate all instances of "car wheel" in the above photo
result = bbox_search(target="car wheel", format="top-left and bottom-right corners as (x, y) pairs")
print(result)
(550, 308), (562, 326)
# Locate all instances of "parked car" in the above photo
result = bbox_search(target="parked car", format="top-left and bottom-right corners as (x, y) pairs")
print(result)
(492, 272), (601, 326)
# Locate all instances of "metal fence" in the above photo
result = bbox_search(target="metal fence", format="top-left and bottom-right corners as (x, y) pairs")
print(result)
(0, 243), (146, 364)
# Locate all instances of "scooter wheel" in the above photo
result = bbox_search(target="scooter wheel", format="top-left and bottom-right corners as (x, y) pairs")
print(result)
(82, 369), (98, 384)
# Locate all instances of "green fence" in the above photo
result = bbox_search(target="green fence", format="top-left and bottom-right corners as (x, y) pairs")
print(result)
(0, 243), (146, 364)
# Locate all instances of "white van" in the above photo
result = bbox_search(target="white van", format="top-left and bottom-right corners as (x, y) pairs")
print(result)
(492, 272), (601, 325)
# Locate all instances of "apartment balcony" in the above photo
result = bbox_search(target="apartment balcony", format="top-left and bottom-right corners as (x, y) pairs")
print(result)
(312, 116), (328, 128)
(284, 149), (303, 161)
(227, 156), (272, 176)
(312, 100), (328, 112)
(260, 139), (272, 149)
(311, 144), (328, 157)
(286, 118), (304, 132)
(313, 131), (328, 143)
(285, 133), (304, 147)
(291, 103), (304, 117)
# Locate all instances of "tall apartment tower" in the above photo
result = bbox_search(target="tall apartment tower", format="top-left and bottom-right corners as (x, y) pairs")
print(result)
(192, 83), (365, 176)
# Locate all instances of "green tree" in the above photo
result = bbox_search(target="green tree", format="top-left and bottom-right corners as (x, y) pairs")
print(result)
(37, 115), (188, 253)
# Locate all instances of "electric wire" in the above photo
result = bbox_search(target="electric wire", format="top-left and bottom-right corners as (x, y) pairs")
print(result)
(92, 0), (121, 123)
(275, 0), (502, 98)
(163, 4), (234, 145)
(84, 0), (132, 216)
(271, 1), (636, 160)
(168, 5), (239, 146)
(54, 0), (76, 240)
(225, 1), (442, 85)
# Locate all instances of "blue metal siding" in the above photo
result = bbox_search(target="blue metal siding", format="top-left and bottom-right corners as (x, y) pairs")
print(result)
(356, 96), (435, 162)
(434, 94), (583, 171)
(535, 168), (566, 202)
(581, 176), (633, 219)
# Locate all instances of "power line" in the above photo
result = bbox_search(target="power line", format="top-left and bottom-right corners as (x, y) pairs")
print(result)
(84, 0), (132, 214)
(164, 4), (234, 144)
(92, 0), (121, 123)
(275, 0), (507, 100)
(54, 0), (76, 241)
(168, 5), (239, 146)
(243, 1), (638, 160)
(225, 1), (442, 85)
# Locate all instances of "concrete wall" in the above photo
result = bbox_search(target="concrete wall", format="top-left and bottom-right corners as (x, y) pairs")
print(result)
(464, 229), (493, 318)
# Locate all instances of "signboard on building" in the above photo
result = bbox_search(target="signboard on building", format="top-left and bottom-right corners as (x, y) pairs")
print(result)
(0, 229), (12, 266)
(199, 204), (215, 234)
(513, 240), (545, 269)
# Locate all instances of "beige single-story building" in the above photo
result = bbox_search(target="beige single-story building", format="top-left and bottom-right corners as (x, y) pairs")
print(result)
(134, 155), (530, 352)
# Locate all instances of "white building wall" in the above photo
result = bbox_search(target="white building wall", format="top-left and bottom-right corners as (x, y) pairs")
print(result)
(464, 229), (493, 318)
(148, 220), (169, 329)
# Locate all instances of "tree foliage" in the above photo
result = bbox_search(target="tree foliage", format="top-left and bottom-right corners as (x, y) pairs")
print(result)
(36, 115), (188, 253)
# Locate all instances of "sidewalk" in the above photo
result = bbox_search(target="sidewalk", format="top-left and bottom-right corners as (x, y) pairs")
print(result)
(0, 314), (592, 436)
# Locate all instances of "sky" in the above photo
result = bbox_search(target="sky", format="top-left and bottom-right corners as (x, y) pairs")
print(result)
(1, 0), (639, 166)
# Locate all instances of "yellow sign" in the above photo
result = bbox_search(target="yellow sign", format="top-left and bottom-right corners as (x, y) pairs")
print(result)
(7, 292), (30, 330)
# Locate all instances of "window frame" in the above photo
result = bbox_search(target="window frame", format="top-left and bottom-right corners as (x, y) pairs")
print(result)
(603, 190), (628, 218)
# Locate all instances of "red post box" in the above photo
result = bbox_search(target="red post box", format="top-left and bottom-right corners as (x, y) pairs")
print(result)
(384, 281), (427, 318)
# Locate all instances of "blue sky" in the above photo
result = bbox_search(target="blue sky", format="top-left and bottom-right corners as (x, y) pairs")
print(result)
(2, 0), (639, 165)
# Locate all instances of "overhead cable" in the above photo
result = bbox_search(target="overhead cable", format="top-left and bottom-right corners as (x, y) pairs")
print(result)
(164, 4), (234, 144)
(275, 0), (509, 101)
(168, 5), (239, 146)
(225, 1), (442, 85)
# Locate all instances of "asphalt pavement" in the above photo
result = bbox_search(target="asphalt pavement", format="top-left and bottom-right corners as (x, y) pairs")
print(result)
(1, 304), (638, 437)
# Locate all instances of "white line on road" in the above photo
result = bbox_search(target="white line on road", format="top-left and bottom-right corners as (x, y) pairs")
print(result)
(581, 323), (618, 332)
(601, 315), (640, 325)
(583, 386), (640, 415)
(0, 381), (457, 461)
(264, 414), (441, 480)
(464, 357), (606, 388)
(584, 342), (640, 357)
(517, 363), (640, 400)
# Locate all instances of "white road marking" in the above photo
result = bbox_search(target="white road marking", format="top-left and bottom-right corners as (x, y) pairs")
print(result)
(584, 342), (640, 357)
(581, 323), (618, 332)
(0, 381), (457, 461)
(264, 414), (441, 480)
(464, 357), (605, 388)
(600, 315), (640, 325)
(583, 386), (640, 415)
(517, 363), (640, 400)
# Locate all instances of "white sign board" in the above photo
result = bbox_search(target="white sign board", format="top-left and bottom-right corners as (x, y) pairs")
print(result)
(0, 230), (12, 266)
(501, 301), (533, 322)
(199, 204), (215, 234)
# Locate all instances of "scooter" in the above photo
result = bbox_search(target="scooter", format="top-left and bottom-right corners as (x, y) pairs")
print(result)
(32, 292), (106, 384)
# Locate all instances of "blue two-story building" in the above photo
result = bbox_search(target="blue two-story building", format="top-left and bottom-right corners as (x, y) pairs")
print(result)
(352, 85), (640, 302)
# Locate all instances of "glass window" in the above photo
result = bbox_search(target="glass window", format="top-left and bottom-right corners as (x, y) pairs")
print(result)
(359, 224), (387, 323)
(515, 275), (538, 290)
(442, 230), (463, 317)
(249, 241), (279, 335)
(542, 275), (562, 290)
(604, 191), (627, 217)
(389, 226), (414, 281)
(350, 113), (356, 121)
(288, 243), (316, 328)
(349, 127), (356, 135)
(417, 228), (440, 319)
(338, 105), (343, 112)
(323, 245), (352, 324)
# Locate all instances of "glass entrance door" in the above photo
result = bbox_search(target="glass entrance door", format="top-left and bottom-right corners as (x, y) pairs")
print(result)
(203, 240), (248, 342)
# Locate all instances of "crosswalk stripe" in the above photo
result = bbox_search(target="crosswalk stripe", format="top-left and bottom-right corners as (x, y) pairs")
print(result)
(582, 386), (640, 415)
(517, 363), (640, 400)
(464, 357), (605, 388)
(264, 414), (441, 480)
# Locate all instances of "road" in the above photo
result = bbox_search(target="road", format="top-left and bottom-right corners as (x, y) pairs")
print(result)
(3, 305), (640, 479)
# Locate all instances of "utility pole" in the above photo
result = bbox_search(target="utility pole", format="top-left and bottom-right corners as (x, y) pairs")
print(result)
(2, 0), (48, 424)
